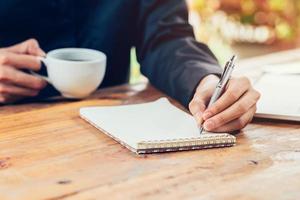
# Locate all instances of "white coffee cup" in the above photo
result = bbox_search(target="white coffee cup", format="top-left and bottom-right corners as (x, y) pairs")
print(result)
(33, 48), (106, 99)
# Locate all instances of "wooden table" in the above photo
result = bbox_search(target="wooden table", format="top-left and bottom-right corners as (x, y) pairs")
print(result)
(1, 70), (300, 199)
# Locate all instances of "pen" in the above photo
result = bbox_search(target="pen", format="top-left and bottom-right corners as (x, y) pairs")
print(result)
(199, 55), (237, 135)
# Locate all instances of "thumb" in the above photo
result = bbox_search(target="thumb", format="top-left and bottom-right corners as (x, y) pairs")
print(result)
(189, 76), (219, 125)
(189, 92), (208, 125)
(5, 39), (46, 57)
(27, 39), (46, 57)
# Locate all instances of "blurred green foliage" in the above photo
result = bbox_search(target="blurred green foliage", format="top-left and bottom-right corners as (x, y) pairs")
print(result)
(130, 48), (141, 83)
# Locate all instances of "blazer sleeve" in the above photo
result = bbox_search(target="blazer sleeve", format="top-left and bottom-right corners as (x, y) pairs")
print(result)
(135, 0), (222, 107)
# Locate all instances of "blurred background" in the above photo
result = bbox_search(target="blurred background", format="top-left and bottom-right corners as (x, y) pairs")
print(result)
(130, 0), (300, 83)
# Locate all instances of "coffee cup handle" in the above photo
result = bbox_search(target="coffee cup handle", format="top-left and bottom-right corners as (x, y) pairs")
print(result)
(30, 57), (52, 83)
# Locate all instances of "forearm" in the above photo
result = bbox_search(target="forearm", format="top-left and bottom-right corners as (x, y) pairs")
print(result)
(140, 38), (222, 107)
(136, 0), (222, 107)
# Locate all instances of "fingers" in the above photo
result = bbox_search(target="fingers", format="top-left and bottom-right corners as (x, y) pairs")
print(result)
(189, 75), (260, 132)
(202, 77), (251, 120)
(0, 83), (38, 101)
(203, 88), (260, 131)
(189, 88), (213, 115)
(189, 75), (220, 125)
(4, 39), (46, 57)
(189, 97), (207, 125)
(209, 105), (257, 133)
(0, 52), (42, 71)
(0, 66), (46, 90)
(0, 39), (46, 104)
(0, 93), (18, 104)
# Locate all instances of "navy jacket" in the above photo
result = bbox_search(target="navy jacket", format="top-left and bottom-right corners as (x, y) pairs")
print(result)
(0, 0), (221, 107)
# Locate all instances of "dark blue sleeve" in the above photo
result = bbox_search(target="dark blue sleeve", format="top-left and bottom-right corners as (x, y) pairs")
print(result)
(136, 0), (222, 107)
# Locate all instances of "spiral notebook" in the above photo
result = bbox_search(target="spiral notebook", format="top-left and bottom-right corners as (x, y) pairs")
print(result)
(79, 98), (236, 154)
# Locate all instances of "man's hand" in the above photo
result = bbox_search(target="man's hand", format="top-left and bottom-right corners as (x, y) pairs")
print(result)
(189, 74), (260, 132)
(0, 39), (47, 104)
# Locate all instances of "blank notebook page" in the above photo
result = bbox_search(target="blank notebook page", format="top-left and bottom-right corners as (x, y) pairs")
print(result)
(80, 98), (201, 149)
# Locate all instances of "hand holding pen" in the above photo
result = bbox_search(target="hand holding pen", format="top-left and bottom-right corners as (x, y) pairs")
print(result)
(199, 55), (237, 134)
(189, 55), (261, 133)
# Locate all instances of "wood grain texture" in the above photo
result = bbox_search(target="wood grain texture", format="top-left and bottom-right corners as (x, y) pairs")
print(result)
(0, 82), (300, 200)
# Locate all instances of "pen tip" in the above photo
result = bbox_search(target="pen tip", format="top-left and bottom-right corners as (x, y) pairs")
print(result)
(199, 127), (204, 135)
(231, 55), (237, 62)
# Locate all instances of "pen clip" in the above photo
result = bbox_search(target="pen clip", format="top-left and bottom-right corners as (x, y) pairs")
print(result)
(219, 56), (236, 86)
(219, 63), (231, 86)
(221, 61), (230, 79)
(220, 55), (235, 80)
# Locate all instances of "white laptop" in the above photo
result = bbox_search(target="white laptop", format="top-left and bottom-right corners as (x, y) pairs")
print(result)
(254, 62), (300, 121)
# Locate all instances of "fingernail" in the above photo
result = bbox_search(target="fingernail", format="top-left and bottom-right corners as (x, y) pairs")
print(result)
(36, 56), (44, 62)
(38, 52), (46, 57)
(35, 48), (46, 57)
(204, 120), (215, 130)
(195, 112), (203, 124)
(195, 112), (202, 121)
(40, 51), (46, 57)
(203, 111), (212, 120)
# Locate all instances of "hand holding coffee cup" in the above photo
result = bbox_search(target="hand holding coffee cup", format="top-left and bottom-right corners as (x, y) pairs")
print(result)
(0, 39), (47, 103)
(33, 48), (107, 98)
(0, 39), (106, 103)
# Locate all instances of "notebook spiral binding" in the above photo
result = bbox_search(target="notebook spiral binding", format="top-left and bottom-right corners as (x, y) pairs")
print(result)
(137, 134), (236, 154)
